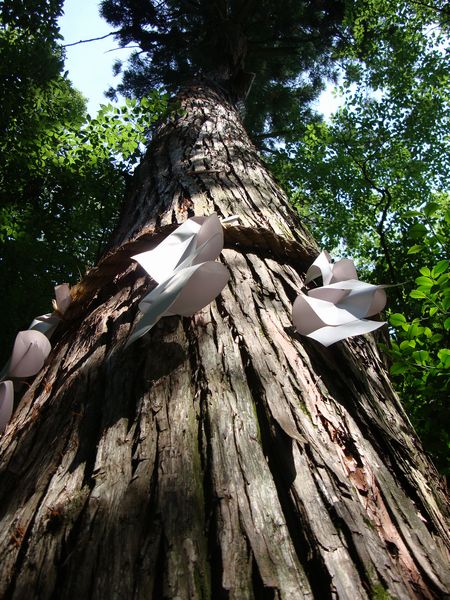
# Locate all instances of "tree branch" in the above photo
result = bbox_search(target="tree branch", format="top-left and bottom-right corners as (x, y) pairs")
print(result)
(62, 31), (121, 48)
(376, 188), (398, 285)
(104, 45), (142, 54)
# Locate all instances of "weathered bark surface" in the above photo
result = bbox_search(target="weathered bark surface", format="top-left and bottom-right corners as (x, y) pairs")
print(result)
(0, 84), (448, 600)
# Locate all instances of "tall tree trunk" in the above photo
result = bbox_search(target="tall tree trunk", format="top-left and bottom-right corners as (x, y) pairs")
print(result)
(0, 83), (448, 600)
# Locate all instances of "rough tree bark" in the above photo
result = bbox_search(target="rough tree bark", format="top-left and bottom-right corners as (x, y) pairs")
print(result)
(0, 84), (448, 600)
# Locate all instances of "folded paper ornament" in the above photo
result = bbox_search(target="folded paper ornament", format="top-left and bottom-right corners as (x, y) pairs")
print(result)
(30, 313), (62, 338)
(52, 283), (72, 314)
(30, 283), (71, 338)
(127, 214), (229, 345)
(293, 251), (387, 346)
(0, 380), (14, 433)
(0, 284), (69, 433)
(7, 330), (52, 378)
(132, 214), (224, 283)
(304, 249), (358, 286)
(0, 329), (51, 432)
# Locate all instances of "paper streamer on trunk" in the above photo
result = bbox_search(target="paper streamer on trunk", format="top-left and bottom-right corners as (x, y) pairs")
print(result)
(0, 380), (14, 432)
(0, 329), (52, 433)
(293, 251), (387, 346)
(7, 330), (52, 378)
(127, 213), (230, 345)
(30, 283), (71, 337)
(0, 284), (71, 433)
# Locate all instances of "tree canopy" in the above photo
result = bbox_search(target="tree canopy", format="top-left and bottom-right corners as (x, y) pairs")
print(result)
(100, 0), (347, 139)
(0, 1), (168, 364)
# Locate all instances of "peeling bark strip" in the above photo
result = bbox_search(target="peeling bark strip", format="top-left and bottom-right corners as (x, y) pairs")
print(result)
(0, 84), (448, 600)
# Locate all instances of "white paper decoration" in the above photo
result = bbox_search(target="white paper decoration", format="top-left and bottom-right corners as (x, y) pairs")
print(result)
(127, 213), (230, 345)
(0, 284), (70, 433)
(53, 283), (72, 314)
(7, 330), (52, 378)
(0, 330), (52, 433)
(293, 251), (387, 346)
(31, 283), (71, 337)
(0, 381), (14, 433)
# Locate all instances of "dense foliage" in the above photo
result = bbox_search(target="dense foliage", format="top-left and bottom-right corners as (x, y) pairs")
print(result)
(388, 255), (450, 474)
(0, 1), (168, 363)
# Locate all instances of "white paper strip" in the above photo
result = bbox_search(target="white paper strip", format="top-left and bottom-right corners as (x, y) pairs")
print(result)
(0, 380), (14, 432)
(54, 283), (71, 314)
(292, 293), (386, 346)
(306, 319), (386, 347)
(308, 280), (388, 320)
(132, 213), (223, 283)
(30, 284), (71, 338)
(293, 252), (387, 346)
(167, 262), (229, 316)
(30, 313), (61, 337)
(127, 214), (229, 345)
(305, 250), (358, 286)
(127, 262), (229, 346)
(305, 250), (333, 285)
(331, 258), (358, 284)
(8, 330), (52, 378)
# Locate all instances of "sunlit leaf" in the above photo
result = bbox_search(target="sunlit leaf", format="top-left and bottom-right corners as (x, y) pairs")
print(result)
(389, 313), (407, 326)
(410, 290), (427, 299)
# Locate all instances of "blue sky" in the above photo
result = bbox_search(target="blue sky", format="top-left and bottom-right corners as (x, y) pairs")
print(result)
(59, 0), (340, 117)
(59, 0), (131, 114)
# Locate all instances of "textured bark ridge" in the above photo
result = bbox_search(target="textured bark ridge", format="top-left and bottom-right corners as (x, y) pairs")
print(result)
(0, 84), (448, 600)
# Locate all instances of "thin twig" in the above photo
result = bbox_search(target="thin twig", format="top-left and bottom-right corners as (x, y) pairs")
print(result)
(63, 31), (120, 48)
(104, 45), (141, 54)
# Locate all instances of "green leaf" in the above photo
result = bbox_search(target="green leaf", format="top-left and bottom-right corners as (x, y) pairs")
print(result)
(407, 323), (420, 340)
(410, 289), (427, 299)
(430, 333), (443, 344)
(409, 223), (428, 239)
(437, 349), (450, 368)
(412, 350), (430, 364)
(436, 273), (449, 286)
(415, 276), (434, 288)
(389, 313), (407, 326)
(423, 201), (440, 217)
(429, 306), (438, 317)
(419, 267), (431, 276)
(432, 260), (449, 277)
(408, 245), (423, 255)
(390, 363), (408, 376)
(400, 339), (416, 350)
(444, 317), (450, 331)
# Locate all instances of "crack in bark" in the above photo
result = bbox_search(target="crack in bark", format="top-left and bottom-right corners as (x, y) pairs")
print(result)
(213, 291), (332, 598)
(182, 319), (229, 599)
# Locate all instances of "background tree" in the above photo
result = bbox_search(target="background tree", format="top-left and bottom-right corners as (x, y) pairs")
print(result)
(0, 1), (449, 599)
(267, 0), (450, 473)
(0, 0), (168, 364)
